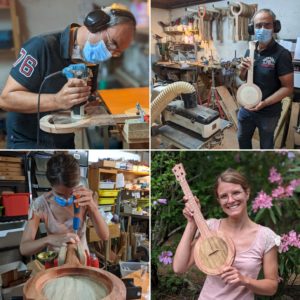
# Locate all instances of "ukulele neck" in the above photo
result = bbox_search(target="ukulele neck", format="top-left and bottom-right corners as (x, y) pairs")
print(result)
(179, 179), (211, 237)
(247, 41), (255, 84)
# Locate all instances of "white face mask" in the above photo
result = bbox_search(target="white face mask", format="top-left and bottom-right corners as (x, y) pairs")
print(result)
(255, 28), (273, 44)
(82, 34), (112, 64)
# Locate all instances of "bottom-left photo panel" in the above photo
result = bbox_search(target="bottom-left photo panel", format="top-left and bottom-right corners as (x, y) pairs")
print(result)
(0, 150), (150, 300)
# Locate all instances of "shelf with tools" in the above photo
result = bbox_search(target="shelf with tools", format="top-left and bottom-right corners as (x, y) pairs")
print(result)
(0, 0), (21, 58)
(88, 160), (150, 214)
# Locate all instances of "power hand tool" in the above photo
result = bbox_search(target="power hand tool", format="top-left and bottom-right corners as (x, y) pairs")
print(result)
(62, 63), (99, 119)
(73, 195), (81, 235)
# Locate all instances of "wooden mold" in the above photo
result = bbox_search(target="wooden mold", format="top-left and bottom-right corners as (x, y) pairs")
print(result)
(172, 163), (235, 275)
(23, 243), (126, 300)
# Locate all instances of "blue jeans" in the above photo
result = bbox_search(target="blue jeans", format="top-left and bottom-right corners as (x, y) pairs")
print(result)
(237, 108), (280, 149)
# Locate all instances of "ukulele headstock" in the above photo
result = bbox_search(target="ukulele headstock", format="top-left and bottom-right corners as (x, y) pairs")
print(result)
(172, 163), (186, 183)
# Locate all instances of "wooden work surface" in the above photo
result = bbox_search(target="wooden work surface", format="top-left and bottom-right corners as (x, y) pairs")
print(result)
(124, 270), (149, 300)
(99, 87), (149, 114)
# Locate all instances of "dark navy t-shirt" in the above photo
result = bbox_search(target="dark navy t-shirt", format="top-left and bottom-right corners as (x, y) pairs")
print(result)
(244, 39), (294, 116)
(7, 24), (80, 149)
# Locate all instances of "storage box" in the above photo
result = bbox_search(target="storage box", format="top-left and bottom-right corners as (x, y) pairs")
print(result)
(119, 261), (148, 277)
(99, 181), (115, 189)
(99, 160), (116, 168)
(2, 193), (29, 216)
(99, 198), (116, 205)
(98, 190), (119, 197)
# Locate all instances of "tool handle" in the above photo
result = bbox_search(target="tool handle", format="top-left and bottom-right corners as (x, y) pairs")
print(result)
(73, 217), (80, 231)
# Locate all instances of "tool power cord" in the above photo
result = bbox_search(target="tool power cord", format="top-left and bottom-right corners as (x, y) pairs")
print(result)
(36, 71), (62, 148)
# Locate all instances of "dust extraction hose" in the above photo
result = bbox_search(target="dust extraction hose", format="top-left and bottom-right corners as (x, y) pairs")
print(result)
(151, 81), (196, 122)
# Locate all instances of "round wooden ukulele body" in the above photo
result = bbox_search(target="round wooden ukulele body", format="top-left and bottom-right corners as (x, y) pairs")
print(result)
(194, 230), (235, 275)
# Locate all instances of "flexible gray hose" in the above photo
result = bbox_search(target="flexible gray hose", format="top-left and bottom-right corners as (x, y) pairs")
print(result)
(151, 81), (195, 122)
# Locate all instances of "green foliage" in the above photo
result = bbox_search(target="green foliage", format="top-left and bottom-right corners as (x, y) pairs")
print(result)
(151, 151), (300, 299)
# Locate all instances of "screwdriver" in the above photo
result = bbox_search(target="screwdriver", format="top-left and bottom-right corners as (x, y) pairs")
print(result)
(73, 195), (80, 235)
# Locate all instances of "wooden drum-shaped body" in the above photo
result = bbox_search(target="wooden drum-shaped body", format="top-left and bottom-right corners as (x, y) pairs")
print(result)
(194, 231), (235, 275)
(237, 83), (262, 109)
(23, 265), (126, 300)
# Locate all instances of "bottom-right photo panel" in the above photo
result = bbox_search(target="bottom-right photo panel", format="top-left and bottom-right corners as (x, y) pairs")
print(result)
(151, 151), (300, 300)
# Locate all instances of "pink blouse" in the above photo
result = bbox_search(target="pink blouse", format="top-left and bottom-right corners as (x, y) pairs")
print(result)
(198, 219), (279, 300)
(29, 192), (89, 253)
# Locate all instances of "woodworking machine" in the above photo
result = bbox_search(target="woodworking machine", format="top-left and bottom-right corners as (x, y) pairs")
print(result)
(162, 100), (221, 139)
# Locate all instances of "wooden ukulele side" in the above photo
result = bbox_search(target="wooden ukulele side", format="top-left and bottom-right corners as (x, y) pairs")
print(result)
(172, 163), (235, 275)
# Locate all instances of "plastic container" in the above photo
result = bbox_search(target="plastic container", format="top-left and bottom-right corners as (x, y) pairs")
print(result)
(98, 190), (118, 197)
(99, 198), (116, 205)
(119, 261), (148, 277)
(99, 181), (115, 189)
(2, 193), (29, 216)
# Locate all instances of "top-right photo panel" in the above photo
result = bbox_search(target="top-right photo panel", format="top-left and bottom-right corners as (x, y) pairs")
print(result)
(151, 0), (300, 150)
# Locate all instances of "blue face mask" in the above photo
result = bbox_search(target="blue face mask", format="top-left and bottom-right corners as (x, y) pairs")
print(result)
(53, 193), (75, 207)
(82, 37), (112, 64)
(255, 28), (273, 44)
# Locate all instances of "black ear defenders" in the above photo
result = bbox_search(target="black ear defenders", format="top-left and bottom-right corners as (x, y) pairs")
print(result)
(248, 19), (281, 35)
(84, 8), (136, 33)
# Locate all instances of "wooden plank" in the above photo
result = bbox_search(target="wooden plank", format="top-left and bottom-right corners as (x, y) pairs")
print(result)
(286, 102), (300, 149)
(216, 86), (239, 129)
(0, 162), (22, 169)
(274, 97), (292, 148)
(0, 165), (22, 172)
(0, 171), (23, 176)
(0, 175), (25, 181)
(0, 156), (22, 163)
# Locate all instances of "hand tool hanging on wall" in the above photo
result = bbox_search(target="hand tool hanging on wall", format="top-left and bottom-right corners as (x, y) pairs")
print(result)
(230, 2), (257, 41)
(172, 163), (235, 275)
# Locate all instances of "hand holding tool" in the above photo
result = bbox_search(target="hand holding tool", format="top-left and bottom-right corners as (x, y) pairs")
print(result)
(73, 195), (81, 235)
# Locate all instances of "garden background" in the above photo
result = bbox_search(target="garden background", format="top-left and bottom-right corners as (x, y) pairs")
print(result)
(151, 151), (300, 300)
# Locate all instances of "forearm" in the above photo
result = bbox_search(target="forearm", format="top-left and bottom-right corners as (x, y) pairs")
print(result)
(244, 276), (278, 296)
(262, 86), (293, 108)
(20, 236), (50, 256)
(173, 222), (197, 273)
(0, 90), (57, 113)
(88, 204), (109, 241)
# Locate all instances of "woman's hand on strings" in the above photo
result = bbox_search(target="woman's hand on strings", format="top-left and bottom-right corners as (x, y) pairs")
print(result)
(220, 266), (246, 286)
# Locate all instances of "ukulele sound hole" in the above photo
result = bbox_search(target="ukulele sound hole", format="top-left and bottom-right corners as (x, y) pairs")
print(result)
(197, 237), (228, 269)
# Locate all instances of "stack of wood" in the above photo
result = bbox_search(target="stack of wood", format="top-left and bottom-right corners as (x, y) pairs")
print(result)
(0, 156), (24, 181)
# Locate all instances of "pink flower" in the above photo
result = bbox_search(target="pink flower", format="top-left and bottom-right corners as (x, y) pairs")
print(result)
(289, 179), (300, 189)
(271, 186), (286, 199)
(279, 230), (300, 253)
(159, 251), (173, 265)
(158, 198), (167, 205)
(285, 185), (295, 197)
(268, 167), (282, 184)
(252, 191), (273, 213)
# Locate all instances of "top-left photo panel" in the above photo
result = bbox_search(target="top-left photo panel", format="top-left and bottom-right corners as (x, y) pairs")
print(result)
(0, 0), (149, 150)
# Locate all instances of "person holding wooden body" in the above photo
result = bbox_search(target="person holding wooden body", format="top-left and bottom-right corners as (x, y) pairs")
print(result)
(20, 153), (109, 256)
(237, 9), (293, 149)
(173, 169), (280, 300)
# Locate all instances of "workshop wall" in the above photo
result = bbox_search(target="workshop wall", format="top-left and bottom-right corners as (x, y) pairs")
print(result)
(151, 0), (300, 62)
(0, 0), (133, 91)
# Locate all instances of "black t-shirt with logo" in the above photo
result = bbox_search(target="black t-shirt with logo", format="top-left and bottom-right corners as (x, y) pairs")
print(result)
(244, 39), (294, 116)
(7, 24), (80, 149)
